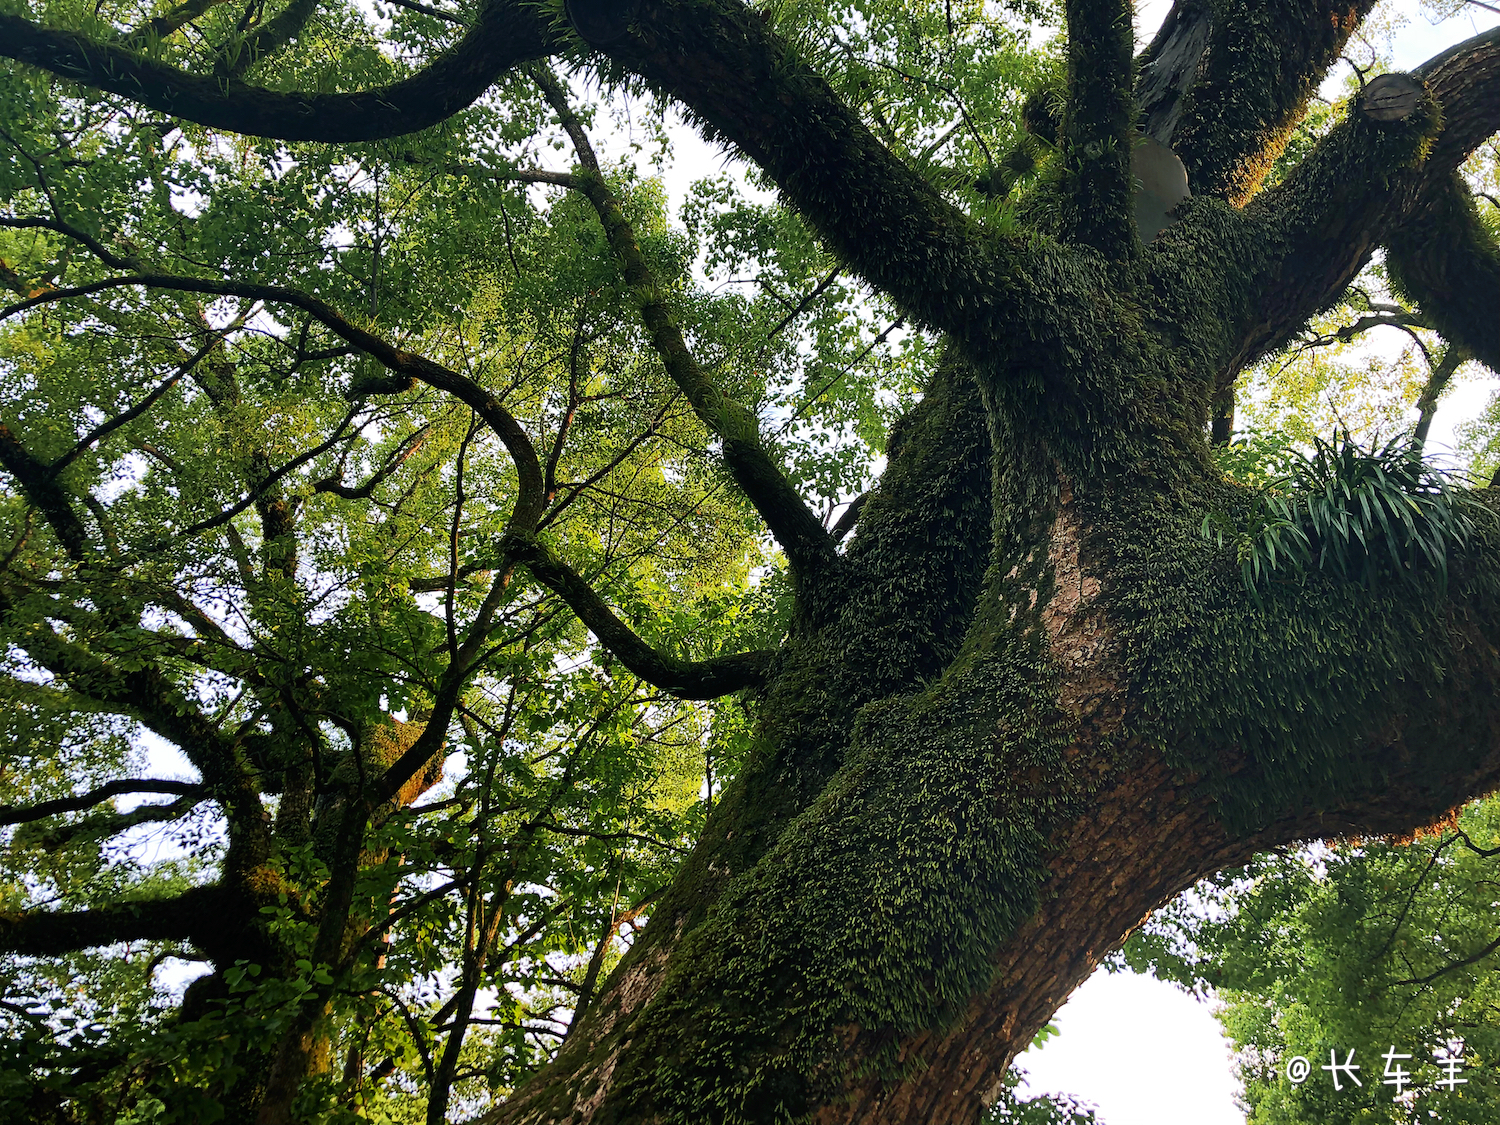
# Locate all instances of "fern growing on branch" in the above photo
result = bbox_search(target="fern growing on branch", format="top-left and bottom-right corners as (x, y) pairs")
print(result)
(1204, 431), (1474, 592)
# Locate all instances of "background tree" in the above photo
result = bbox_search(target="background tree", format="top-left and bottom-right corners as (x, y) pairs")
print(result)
(1124, 798), (1500, 1124)
(0, 0), (1499, 1123)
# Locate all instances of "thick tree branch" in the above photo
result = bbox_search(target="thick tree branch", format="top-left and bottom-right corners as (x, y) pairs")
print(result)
(1145, 0), (1379, 203)
(1196, 74), (1443, 375)
(1135, 0), (1213, 145)
(1415, 24), (1500, 174)
(0, 884), (224, 956)
(17, 794), (206, 851)
(0, 779), (202, 827)
(512, 536), (773, 700)
(1207, 25), (1500, 377)
(529, 65), (836, 578)
(1387, 175), (1500, 375)
(590, 1), (1015, 347)
(0, 0), (557, 141)
(1063, 0), (1137, 256)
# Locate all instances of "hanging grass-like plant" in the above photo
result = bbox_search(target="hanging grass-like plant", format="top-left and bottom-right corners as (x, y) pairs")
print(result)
(1203, 431), (1474, 593)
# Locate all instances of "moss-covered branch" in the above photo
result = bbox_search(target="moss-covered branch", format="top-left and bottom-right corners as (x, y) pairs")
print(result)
(1163, 0), (1378, 203)
(1415, 25), (1500, 175)
(1062, 0), (1138, 257)
(1167, 73), (1443, 377)
(513, 537), (773, 700)
(1153, 24), (1500, 389)
(1177, 19), (1500, 384)
(0, 884), (225, 956)
(0, 0), (558, 141)
(528, 65), (836, 579)
(594, 0), (1020, 347)
(1387, 174), (1500, 375)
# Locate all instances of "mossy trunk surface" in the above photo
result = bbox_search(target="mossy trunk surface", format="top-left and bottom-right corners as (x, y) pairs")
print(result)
(486, 297), (1500, 1124)
(474, 50), (1500, 1117)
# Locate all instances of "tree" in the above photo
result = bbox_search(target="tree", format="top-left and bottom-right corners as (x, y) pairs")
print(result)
(1124, 797), (1500, 1124)
(1, 0), (1499, 1121)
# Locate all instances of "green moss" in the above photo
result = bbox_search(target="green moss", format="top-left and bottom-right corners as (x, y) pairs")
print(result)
(627, 358), (1000, 941)
(530, 358), (1007, 1118)
(1173, 0), (1380, 203)
(598, 416), (1082, 1124)
(606, 646), (1072, 1122)
(550, 54), (1457, 1121)
(1387, 173), (1500, 374)
(1089, 477), (1500, 836)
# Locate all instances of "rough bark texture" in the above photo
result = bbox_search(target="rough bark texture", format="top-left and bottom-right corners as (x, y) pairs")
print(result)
(483, 377), (1500, 1123)
(468, 24), (1500, 1114)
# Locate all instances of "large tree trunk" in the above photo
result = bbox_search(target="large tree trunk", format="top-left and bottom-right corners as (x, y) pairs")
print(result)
(485, 354), (1500, 1124)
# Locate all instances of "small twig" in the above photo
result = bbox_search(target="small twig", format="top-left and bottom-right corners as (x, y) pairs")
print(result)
(379, 0), (467, 24)
(765, 268), (840, 342)
(48, 331), (228, 476)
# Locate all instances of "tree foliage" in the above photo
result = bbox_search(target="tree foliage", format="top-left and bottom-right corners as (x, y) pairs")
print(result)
(1123, 801), (1500, 1124)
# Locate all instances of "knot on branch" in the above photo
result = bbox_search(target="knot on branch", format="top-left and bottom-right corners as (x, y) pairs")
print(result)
(1331, 71), (1443, 177)
(1359, 73), (1425, 122)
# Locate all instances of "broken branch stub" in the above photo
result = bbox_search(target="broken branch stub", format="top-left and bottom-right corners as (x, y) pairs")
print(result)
(1360, 73), (1425, 122)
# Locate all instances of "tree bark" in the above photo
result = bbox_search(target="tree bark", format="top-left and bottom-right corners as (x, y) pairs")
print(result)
(478, 340), (1500, 1124)
(3, 3), (1500, 1122)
